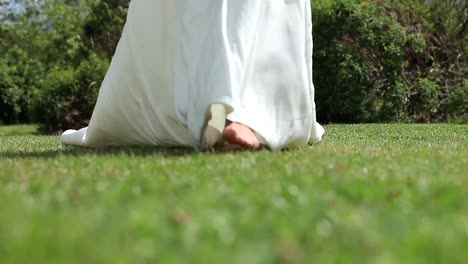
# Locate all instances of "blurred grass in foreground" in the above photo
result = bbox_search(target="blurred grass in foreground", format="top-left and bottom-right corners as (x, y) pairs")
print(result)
(0, 124), (467, 264)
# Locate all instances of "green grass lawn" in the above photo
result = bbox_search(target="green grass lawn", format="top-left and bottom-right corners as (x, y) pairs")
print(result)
(0, 124), (467, 263)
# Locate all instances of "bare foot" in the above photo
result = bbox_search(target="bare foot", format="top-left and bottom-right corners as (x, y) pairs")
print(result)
(222, 122), (261, 150)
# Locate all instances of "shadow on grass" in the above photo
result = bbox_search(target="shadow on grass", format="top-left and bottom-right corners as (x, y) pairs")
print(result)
(0, 145), (271, 159)
(0, 146), (199, 159)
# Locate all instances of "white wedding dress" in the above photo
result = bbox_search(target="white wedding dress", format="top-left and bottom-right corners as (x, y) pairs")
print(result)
(61, 0), (325, 150)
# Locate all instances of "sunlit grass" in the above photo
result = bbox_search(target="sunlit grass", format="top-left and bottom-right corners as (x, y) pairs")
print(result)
(0, 124), (467, 263)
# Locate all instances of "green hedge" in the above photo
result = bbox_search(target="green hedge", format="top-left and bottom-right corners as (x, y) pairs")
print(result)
(0, 46), (44, 124)
(312, 0), (466, 123)
(31, 55), (109, 133)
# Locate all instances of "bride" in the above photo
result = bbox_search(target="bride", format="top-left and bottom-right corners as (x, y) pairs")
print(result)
(61, 0), (325, 151)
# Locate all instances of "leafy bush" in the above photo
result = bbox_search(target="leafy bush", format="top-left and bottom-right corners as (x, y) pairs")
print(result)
(31, 55), (109, 133)
(83, 0), (129, 57)
(0, 0), (129, 130)
(0, 46), (44, 124)
(446, 80), (468, 123)
(312, 0), (467, 123)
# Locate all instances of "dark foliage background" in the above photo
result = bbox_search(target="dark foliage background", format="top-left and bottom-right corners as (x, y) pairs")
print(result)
(313, 0), (467, 123)
(0, 0), (466, 132)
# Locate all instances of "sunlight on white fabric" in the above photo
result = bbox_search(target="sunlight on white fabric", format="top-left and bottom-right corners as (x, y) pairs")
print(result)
(61, 0), (324, 150)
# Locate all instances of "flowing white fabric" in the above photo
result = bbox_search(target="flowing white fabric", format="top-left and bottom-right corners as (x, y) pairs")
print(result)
(61, 0), (325, 150)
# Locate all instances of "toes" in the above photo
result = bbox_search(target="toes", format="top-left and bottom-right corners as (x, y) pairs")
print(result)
(222, 122), (261, 150)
